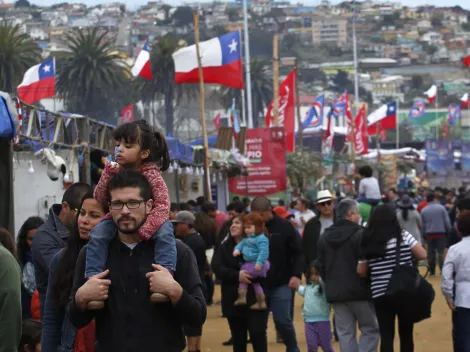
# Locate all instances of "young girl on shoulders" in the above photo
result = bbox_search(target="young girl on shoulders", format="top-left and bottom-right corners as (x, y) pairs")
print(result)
(86, 120), (175, 309)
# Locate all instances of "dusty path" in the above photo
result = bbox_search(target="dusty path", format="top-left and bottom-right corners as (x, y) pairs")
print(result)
(200, 275), (452, 351)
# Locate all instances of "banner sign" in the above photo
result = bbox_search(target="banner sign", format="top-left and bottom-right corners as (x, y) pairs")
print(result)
(228, 127), (287, 202)
(425, 139), (453, 176)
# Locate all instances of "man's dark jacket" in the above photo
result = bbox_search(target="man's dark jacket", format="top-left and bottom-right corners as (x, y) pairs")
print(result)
(32, 204), (70, 319)
(67, 238), (207, 352)
(303, 215), (321, 275)
(265, 215), (304, 289)
(317, 219), (371, 303)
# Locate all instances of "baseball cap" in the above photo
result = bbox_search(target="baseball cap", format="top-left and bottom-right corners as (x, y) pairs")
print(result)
(171, 211), (195, 226)
(273, 206), (293, 219)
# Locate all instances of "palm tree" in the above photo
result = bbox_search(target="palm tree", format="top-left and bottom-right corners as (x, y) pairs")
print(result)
(217, 57), (272, 127)
(0, 22), (41, 93)
(57, 28), (130, 122)
(140, 36), (198, 136)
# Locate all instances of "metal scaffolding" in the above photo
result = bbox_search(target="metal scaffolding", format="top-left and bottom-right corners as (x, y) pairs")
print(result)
(17, 101), (115, 153)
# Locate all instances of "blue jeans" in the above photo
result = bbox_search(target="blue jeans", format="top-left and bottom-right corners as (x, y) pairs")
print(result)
(455, 307), (470, 352)
(85, 219), (177, 277)
(266, 284), (299, 352)
(356, 196), (381, 206)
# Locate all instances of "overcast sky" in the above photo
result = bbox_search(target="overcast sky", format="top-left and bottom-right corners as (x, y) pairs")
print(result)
(28, 0), (469, 10)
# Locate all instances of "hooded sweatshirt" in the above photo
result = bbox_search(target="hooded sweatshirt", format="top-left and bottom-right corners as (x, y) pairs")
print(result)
(317, 219), (371, 303)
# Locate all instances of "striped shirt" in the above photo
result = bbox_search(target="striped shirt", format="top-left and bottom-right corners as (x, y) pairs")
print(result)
(367, 230), (418, 298)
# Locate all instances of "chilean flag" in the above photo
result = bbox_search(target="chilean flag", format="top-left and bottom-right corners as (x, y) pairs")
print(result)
(424, 84), (437, 104)
(132, 40), (153, 80)
(173, 31), (243, 89)
(17, 58), (56, 104)
(366, 101), (397, 136)
(461, 93), (468, 109)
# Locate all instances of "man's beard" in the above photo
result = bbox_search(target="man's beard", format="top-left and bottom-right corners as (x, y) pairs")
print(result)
(114, 216), (146, 235)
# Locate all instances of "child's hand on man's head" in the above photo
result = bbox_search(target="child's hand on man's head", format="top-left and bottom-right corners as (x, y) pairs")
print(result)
(233, 250), (240, 257)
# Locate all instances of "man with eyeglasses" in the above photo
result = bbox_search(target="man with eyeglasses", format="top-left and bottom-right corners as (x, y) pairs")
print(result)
(67, 170), (206, 351)
(302, 190), (334, 275)
(32, 181), (92, 320)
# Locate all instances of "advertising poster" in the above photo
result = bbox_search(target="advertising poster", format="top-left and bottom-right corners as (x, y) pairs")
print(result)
(399, 109), (447, 141)
(228, 127), (287, 202)
(425, 139), (453, 176)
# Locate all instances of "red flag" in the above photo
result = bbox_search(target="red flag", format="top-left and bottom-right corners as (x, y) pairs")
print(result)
(463, 55), (470, 68)
(264, 69), (296, 152)
(212, 113), (221, 130)
(338, 91), (353, 141)
(121, 104), (134, 124)
(354, 104), (368, 155)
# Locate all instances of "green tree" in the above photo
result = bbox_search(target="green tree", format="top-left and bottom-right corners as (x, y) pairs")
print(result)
(217, 58), (272, 127)
(139, 36), (198, 135)
(172, 6), (194, 27)
(15, 0), (30, 8)
(0, 23), (41, 93)
(57, 28), (130, 123)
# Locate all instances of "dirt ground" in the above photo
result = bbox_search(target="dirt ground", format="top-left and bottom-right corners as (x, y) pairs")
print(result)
(200, 275), (452, 351)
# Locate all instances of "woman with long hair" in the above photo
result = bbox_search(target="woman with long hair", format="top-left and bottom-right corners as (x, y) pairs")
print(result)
(396, 195), (423, 244)
(16, 217), (45, 319)
(195, 210), (218, 305)
(358, 205), (427, 352)
(42, 192), (107, 352)
(212, 215), (268, 352)
(0, 228), (16, 257)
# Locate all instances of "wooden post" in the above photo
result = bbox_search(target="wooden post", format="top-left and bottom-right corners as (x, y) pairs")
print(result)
(272, 35), (279, 127)
(295, 65), (303, 150)
(194, 11), (211, 200)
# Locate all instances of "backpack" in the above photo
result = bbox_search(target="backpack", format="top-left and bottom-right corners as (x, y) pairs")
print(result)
(0, 93), (18, 139)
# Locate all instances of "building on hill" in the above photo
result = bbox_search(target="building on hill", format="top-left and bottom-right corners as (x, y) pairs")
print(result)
(311, 14), (348, 46)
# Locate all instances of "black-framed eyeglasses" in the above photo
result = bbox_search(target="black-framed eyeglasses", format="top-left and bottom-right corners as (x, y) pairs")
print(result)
(318, 201), (332, 207)
(109, 200), (145, 210)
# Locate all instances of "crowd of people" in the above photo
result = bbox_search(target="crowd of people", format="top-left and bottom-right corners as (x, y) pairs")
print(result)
(0, 119), (469, 352)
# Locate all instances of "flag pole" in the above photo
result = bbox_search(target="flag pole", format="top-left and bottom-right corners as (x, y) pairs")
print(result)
(242, 0), (253, 128)
(396, 99), (399, 149)
(239, 29), (247, 127)
(194, 11), (211, 200)
(272, 35), (279, 127)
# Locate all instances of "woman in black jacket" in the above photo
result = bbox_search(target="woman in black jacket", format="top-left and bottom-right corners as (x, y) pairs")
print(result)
(212, 215), (268, 352)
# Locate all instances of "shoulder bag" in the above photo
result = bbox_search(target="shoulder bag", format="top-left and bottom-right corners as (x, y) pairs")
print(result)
(385, 233), (435, 323)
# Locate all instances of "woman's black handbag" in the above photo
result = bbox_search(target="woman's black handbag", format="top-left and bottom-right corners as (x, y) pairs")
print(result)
(385, 238), (435, 323)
